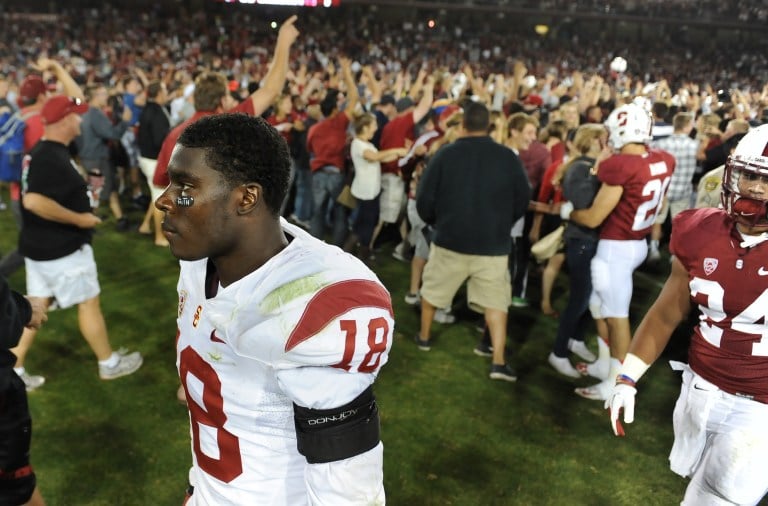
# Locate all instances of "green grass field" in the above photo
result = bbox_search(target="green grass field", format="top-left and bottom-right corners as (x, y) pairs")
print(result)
(0, 201), (720, 505)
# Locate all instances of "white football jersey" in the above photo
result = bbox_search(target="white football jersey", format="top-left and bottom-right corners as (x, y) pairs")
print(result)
(177, 220), (393, 505)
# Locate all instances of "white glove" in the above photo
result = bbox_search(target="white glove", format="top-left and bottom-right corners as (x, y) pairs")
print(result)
(605, 382), (637, 436)
(559, 201), (574, 221)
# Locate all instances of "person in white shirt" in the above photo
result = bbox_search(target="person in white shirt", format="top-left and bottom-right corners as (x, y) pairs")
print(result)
(156, 113), (394, 505)
(348, 112), (407, 262)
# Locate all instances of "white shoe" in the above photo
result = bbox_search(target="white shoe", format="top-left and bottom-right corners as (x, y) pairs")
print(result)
(647, 248), (661, 262)
(404, 292), (420, 305)
(575, 378), (614, 401)
(433, 308), (456, 324)
(99, 350), (143, 380)
(576, 357), (610, 380)
(568, 339), (597, 362)
(548, 353), (580, 378)
(17, 371), (45, 391)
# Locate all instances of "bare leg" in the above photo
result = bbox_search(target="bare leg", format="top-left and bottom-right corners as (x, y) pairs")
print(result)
(540, 252), (565, 315)
(138, 205), (153, 234)
(419, 298), (437, 340)
(485, 308), (508, 366)
(108, 191), (124, 220)
(409, 256), (427, 295)
(368, 221), (385, 250)
(77, 296), (113, 361)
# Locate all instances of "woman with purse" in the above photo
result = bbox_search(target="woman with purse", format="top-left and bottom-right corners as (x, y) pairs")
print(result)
(347, 113), (407, 262)
(547, 123), (610, 378)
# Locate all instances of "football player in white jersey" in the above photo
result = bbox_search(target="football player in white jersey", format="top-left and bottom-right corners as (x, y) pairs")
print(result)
(155, 113), (394, 505)
(608, 125), (768, 505)
(560, 103), (675, 400)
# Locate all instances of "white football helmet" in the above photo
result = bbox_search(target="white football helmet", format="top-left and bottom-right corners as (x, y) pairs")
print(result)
(604, 103), (652, 150)
(722, 124), (768, 228)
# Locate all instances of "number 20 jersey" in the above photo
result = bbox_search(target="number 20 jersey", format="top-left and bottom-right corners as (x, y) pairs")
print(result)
(598, 149), (675, 241)
(671, 207), (768, 403)
(176, 220), (394, 505)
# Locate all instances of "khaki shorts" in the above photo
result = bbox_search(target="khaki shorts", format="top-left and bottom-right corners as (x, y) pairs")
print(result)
(378, 173), (405, 224)
(420, 244), (511, 313)
(25, 244), (100, 309)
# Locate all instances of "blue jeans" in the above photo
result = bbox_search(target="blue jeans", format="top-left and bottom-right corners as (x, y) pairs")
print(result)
(553, 236), (598, 357)
(292, 162), (313, 222)
(309, 168), (348, 246)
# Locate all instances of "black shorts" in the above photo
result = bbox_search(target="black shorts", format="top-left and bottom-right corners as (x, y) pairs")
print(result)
(0, 373), (36, 505)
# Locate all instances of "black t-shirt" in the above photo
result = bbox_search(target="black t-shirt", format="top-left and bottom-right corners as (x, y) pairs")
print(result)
(19, 140), (92, 260)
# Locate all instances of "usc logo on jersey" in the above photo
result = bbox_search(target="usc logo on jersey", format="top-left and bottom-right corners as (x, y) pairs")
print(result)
(192, 305), (202, 328)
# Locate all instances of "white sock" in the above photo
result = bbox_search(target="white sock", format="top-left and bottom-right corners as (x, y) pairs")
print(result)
(99, 352), (120, 368)
(13, 366), (26, 376)
(650, 240), (659, 253)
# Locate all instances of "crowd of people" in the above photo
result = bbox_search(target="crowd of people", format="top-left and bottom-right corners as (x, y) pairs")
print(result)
(2, 3), (768, 504)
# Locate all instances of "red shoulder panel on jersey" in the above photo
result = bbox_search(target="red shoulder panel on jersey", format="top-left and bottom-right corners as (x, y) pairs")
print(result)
(285, 280), (393, 352)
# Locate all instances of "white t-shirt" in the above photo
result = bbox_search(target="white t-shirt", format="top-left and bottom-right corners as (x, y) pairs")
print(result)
(177, 220), (393, 505)
(350, 137), (381, 200)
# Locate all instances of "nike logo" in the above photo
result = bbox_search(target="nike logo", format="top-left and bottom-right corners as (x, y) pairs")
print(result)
(759, 267), (768, 276)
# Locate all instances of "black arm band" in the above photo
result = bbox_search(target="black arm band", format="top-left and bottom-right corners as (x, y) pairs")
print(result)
(293, 385), (380, 464)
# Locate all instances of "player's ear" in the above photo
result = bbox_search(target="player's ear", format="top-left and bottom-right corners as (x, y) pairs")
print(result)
(237, 183), (262, 215)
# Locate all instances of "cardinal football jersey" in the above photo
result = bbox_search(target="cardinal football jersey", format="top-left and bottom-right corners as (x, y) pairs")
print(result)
(176, 220), (393, 505)
(672, 208), (768, 403)
(598, 149), (675, 240)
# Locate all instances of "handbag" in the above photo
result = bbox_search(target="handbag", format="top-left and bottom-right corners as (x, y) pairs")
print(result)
(336, 184), (357, 209)
(530, 224), (565, 263)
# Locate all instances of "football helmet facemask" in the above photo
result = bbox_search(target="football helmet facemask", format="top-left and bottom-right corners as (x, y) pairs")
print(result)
(722, 124), (768, 229)
(604, 103), (652, 151)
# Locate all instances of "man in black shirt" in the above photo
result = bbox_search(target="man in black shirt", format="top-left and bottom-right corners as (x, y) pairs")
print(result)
(415, 100), (531, 381)
(13, 95), (143, 390)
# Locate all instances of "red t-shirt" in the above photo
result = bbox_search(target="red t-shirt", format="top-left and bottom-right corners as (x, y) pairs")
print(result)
(379, 112), (415, 175)
(153, 100), (255, 187)
(598, 149), (676, 241)
(306, 112), (349, 172)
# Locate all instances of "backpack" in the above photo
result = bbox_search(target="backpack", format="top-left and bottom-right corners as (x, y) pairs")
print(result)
(0, 110), (37, 182)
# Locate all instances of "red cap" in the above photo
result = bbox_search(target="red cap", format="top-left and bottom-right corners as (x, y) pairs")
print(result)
(17, 75), (47, 107)
(228, 80), (240, 92)
(41, 95), (89, 125)
(523, 94), (544, 107)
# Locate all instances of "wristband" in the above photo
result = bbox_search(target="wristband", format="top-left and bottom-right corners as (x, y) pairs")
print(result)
(615, 374), (636, 387)
(619, 353), (651, 383)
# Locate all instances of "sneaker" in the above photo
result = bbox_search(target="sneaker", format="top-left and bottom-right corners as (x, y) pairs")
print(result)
(116, 217), (130, 232)
(18, 371), (45, 391)
(99, 350), (143, 380)
(0, 200), (6, 211)
(413, 334), (431, 351)
(404, 292), (421, 305)
(575, 378), (613, 401)
(510, 296), (529, 308)
(548, 353), (580, 378)
(473, 342), (493, 357)
(647, 248), (661, 263)
(576, 357), (610, 380)
(433, 308), (456, 324)
(568, 339), (597, 362)
(489, 363), (517, 382)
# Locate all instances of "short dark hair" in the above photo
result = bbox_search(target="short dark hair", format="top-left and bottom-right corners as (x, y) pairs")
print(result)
(146, 80), (163, 100)
(463, 100), (490, 133)
(178, 113), (290, 216)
